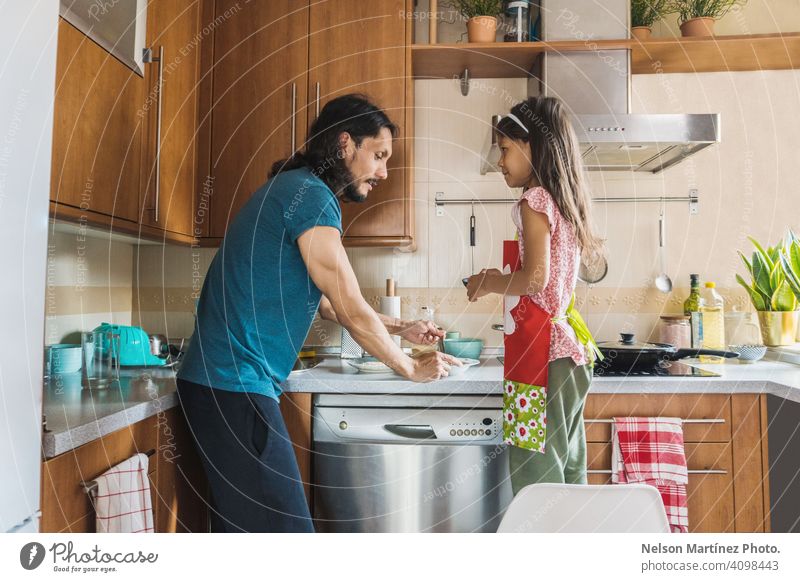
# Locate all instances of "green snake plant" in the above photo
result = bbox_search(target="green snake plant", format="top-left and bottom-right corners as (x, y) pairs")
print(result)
(736, 235), (798, 312)
(779, 230), (800, 306)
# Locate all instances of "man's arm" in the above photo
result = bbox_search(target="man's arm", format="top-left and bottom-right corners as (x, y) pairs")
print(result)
(298, 226), (458, 381)
(318, 295), (443, 345)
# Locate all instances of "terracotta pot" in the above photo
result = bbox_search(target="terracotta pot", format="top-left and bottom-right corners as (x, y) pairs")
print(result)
(757, 311), (800, 346)
(679, 16), (716, 37)
(631, 26), (652, 41)
(467, 16), (497, 43)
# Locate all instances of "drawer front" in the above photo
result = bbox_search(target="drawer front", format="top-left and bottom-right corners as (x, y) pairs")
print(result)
(41, 416), (158, 532)
(587, 442), (735, 533)
(584, 394), (731, 442)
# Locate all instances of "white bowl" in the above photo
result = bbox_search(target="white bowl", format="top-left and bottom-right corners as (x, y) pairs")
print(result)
(728, 344), (767, 363)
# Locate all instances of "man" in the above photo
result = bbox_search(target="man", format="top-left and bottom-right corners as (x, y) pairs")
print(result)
(176, 94), (460, 533)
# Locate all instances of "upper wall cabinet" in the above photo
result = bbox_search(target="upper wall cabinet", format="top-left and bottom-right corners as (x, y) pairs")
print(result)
(50, 2), (202, 244)
(50, 18), (144, 225)
(202, 0), (414, 247)
(139, 0), (202, 238)
(206, 0), (310, 239)
(307, 0), (412, 246)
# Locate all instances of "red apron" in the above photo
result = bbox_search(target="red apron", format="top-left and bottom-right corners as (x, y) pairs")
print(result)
(502, 239), (552, 453)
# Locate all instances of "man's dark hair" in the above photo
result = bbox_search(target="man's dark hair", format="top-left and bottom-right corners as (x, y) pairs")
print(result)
(269, 93), (398, 202)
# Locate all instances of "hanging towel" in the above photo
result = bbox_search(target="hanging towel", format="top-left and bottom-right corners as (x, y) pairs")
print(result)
(90, 453), (154, 533)
(612, 417), (689, 533)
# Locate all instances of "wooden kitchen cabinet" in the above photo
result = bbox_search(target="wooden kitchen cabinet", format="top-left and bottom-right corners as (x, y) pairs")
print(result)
(204, 0), (310, 239)
(50, 3), (204, 244)
(280, 392), (314, 505)
(201, 0), (414, 246)
(307, 0), (413, 246)
(139, 0), (204, 238)
(50, 18), (144, 226)
(40, 416), (158, 532)
(40, 408), (209, 533)
(152, 407), (210, 533)
(584, 393), (770, 533)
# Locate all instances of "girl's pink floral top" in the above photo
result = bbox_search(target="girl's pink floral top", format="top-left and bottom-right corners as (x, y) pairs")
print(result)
(511, 186), (588, 366)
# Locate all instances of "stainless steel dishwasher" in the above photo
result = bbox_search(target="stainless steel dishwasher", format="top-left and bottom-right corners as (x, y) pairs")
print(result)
(312, 393), (513, 533)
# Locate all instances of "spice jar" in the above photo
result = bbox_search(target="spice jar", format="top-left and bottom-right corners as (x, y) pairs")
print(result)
(659, 315), (691, 349)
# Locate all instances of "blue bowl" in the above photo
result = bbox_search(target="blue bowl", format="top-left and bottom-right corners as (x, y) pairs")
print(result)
(442, 338), (483, 360)
(48, 344), (82, 374)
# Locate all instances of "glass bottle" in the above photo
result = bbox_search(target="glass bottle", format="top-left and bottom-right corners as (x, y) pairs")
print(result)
(699, 282), (726, 364)
(683, 274), (704, 349)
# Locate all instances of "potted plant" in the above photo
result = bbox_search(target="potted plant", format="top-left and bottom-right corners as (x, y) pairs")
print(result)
(668, 0), (747, 37)
(737, 236), (799, 346)
(449, 0), (503, 43)
(631, 0), (670, 41)
(779, 229), (800, 342)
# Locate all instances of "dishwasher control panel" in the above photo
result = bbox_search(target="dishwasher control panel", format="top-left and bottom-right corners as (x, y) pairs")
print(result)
(447, 416), (498, 440)
(315, 405), (503, 444)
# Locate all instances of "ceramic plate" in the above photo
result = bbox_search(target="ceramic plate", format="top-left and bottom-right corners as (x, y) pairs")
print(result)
(449, 358), (480, 375)
(346, 357), (393, 374)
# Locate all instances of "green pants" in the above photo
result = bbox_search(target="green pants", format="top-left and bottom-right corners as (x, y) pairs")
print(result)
(508, 357), (593, 495)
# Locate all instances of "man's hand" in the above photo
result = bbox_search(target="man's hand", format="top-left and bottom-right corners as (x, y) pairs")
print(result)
(398, 319), (445, 345)
(466, 268), (502, 302)
(405, 351), (463, 383)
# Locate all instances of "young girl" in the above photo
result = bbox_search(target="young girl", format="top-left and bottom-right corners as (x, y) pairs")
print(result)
(466, 96), (604, 495)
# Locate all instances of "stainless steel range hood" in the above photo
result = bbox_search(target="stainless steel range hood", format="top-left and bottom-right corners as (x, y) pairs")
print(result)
(482, 0), (720, 174)
(574, 113), (721, 173)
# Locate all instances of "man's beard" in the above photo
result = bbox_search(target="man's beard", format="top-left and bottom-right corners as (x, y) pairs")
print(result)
(330, 157), (367, 203)
(341, 180), (367, 203)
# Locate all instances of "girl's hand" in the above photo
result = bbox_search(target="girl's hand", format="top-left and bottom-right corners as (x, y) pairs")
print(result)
(466, 269), (501, 302)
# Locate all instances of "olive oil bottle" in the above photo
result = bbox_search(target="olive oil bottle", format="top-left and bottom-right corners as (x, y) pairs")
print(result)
(683, 274), (704, 349)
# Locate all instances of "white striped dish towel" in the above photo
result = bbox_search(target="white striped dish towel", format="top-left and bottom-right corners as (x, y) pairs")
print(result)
(90, 453), (154, 533)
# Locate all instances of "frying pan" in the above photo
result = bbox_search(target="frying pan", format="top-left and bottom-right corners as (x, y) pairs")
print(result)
(595, 333), (740, 374)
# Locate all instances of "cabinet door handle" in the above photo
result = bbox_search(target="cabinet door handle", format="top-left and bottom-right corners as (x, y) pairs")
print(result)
(315, 82), (320, 118)
(291, 82), (297, 153)
(143, 46), (164, 223)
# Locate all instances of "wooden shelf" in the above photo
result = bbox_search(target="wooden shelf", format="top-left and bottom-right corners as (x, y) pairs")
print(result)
(412, 33), (800, 79)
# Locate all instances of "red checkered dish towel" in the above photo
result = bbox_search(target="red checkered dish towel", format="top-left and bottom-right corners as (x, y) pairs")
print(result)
(611, 417), (689, 533)
(91, 453), (154, 533)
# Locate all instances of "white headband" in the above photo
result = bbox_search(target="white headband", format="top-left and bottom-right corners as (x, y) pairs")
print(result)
(504, 113), (529, 134)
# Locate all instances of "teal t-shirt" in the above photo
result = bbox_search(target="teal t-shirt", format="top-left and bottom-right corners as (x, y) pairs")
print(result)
(177, 167), (342, 401)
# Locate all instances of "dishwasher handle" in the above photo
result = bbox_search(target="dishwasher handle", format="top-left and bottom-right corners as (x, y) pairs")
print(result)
(383, 424), (437, 440)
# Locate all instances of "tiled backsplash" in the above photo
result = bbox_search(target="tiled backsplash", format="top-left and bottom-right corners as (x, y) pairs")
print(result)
(44, 227), (133, 345)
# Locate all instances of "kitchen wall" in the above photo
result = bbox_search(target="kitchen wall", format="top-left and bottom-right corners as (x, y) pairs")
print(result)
(44, 226), (134, 345)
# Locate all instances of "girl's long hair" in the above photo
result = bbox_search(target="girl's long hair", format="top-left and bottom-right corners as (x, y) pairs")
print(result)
(497, 96), (605, 260)
(270, 93), (397, 201)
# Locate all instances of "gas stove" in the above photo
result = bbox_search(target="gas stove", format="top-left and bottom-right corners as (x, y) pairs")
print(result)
(592, 360), (720, 378)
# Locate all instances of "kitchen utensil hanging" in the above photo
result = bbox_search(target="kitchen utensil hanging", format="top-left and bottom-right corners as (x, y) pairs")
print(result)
(655, 202), (673, 293)
(578, 251), (608, 284)
(469, 202), (476, 275)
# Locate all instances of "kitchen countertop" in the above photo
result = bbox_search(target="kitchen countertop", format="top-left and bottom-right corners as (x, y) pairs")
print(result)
(283, 355), (800, 404)
(42, 367), (179, 459)
(42, 354), (800, 458)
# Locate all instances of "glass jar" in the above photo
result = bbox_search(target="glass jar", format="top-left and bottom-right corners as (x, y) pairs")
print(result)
(503, 1), (530, 42)
(659, 315), (691, 349)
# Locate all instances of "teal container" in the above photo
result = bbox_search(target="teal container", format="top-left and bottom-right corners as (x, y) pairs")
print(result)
(442, 338), (483, 360)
